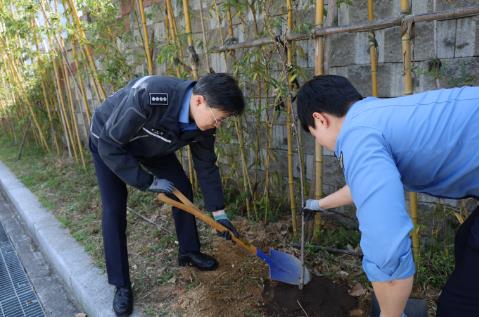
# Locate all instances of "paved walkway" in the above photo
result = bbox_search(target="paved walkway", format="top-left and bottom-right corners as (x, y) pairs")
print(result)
(0, 161), (142, 316)
(0, 191), (78, 316)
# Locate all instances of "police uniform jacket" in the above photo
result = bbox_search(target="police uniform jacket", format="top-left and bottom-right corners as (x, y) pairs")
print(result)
(90, 76), (225, 211)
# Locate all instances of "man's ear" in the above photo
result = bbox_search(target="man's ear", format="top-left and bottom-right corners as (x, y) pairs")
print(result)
(312, 112), (329, 128)
(191, 94), (204, 107)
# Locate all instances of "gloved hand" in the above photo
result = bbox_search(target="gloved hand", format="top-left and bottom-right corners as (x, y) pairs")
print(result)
(212, 210), (240, 240)
(148, 177), (174, 193)
(304, 199), (322, 210)
(302, 199), (323, 222)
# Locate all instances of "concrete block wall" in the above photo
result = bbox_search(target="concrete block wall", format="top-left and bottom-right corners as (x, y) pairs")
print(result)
(72, 0), (478, 204)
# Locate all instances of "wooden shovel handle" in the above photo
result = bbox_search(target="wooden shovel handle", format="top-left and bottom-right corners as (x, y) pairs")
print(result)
(157, 191), (257, 255)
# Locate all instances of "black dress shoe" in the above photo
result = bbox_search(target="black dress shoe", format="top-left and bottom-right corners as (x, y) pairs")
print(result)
(178, 251), (218, 271)
(113, 286), (133, 317)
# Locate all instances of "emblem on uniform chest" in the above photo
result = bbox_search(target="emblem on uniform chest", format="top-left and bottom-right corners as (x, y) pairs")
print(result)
(149, 93), (168, 105)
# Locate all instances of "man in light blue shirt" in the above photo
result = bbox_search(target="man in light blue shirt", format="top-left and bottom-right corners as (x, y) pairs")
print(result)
(297, 75), (479, 317)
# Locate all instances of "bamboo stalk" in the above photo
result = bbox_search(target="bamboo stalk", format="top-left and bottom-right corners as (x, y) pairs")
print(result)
(181, 0), (199, 191)
(212, 6), (479, 52)
(0, 37), (19, 144)
(198, 0), (211, 71)
(164, 0), (195, 187)
(182, 0), (199, 80)
(164, 1), (188, 170)
(224, 3), (254, 218)
(137, 0), (154, 74)
(286, 0), (298, 236)
(368, 0), (378, 96)
(0, 37), (50, 152)
(32, 17), (61, 155)
(64, 0), (106, 101)
(312, 0), (326, 240)
(400, 0), (420, 264)
(61, 42), (86, 168)
(53, 57), (76, 160)
(71, 38), (92, 129)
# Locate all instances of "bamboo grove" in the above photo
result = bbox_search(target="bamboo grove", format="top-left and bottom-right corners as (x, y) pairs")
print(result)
(1, 0), (479, 265)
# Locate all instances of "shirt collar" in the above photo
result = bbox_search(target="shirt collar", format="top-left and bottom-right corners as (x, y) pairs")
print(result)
(179, 87), (194, 124)
(335, 96), (378, 156)
(178, 87), (198, 131)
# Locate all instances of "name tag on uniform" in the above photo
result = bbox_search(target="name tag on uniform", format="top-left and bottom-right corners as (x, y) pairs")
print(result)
(149, 93), (168, 106)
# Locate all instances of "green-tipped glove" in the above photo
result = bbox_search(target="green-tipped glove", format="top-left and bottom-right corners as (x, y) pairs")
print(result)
(212, 210), (239, 240)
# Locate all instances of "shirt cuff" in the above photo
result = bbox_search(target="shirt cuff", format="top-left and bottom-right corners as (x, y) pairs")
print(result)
(363, 247), (416, 282)
(212, 209), (228, 221)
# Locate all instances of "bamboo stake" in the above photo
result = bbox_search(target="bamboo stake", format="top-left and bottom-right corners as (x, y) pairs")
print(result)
(137, 0), (154, 74)
(368, 0), (378, 96)
(64, 0), (106, 101)
(286, 0), (298, 235)
(312, 0), (326, 240)
(400, 0), (420, 264)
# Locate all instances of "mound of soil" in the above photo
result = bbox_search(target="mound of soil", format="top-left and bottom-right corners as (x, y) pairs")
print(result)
(262, 276), (357, 317)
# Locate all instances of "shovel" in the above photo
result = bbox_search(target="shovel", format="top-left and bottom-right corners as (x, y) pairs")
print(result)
(157, 188), (311, 286)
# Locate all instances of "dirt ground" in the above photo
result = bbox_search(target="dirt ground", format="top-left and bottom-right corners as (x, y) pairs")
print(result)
(148, 215), (364, 317)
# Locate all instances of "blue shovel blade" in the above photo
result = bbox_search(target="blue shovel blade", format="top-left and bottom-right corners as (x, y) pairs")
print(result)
(256, 248), (311, 286)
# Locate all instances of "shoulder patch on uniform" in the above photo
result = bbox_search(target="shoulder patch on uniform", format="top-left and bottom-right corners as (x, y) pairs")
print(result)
(149, 93), (168, 106)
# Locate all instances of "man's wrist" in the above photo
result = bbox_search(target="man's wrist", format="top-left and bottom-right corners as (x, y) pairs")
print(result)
(212, 209), (228, 221)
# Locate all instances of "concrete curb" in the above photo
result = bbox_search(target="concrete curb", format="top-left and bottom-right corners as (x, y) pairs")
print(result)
(0, 161), (141, 317)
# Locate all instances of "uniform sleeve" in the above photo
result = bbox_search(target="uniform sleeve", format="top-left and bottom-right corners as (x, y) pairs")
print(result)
(97, 85), (154, 190)
(341, 127), (415, 282)
(190, 133), (225, 211)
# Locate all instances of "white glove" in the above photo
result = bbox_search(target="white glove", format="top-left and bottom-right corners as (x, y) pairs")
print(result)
(304, 199), (322, 211)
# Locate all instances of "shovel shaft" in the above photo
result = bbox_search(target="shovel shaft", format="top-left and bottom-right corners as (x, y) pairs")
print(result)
(157, 191), (257, 255)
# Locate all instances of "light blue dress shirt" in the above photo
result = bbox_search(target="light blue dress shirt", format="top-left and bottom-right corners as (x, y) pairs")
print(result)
(335, 87), (479, 282)
(179, 87), (198, 131)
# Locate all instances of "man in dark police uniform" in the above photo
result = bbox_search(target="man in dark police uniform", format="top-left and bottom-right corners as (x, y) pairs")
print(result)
(89, 73), (244, 316)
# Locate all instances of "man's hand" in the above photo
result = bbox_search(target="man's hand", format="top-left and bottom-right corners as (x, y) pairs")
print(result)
(212, 210), (239, 240)
(302, 199), (324, 221)
(148, 177), (174, 193)
(304, 199), (322, 210)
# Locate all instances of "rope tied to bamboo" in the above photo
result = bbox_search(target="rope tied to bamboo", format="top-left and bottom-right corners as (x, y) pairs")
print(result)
(400, 14), (415, 39)
(367, 31), (378, 49)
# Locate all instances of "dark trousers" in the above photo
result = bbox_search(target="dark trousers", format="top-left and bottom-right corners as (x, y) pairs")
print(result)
(89, 139), (200, 287)
(437, 205), (479, 316)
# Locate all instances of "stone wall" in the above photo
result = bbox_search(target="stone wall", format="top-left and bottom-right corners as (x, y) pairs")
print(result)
(75, 0), (479, 208)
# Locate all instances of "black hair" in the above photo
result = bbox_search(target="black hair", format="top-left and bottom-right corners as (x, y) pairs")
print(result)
(193, 73), (245, 116)
(296, 75), (363, 132)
